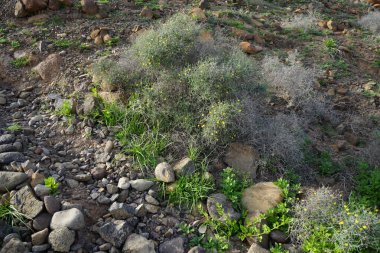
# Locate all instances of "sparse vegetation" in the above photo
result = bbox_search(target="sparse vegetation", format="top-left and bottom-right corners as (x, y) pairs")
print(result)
(44, 176), (60, 195)
(5, 123), (22, 132)
(10, 56), (30, 68)
(358, 12), (380, 34)
(0, 194), (29, 227)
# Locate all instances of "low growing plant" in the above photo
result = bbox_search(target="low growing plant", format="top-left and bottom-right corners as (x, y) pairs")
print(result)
(44, 176), (59, 195)
(0, 194), (29, 227)
(10, 56), (30, 68)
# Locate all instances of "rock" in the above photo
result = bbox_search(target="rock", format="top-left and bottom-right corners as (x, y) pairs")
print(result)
(83, 94), (97, 115)
(0, 172), (28, 193)
(31, 228), (49, 245)
(34, 184), (50, 197)
(155, 162), (175, 183)
(107, 184), (118, 194)
(327, 20), (338, 31)
(0, 134), (15, 145)
(75, 173), (92, 182)
(159, 237), (184, 253)
(104, 140), (114, 154)
(231, 28), (255, 40)
(15, 1), (28, 17)
(140, 6), (153, 18)
(32, 244), (50, 252)
(117, 177), (130, 190)
(145, 195), (159, 205)
(97, 195), (111, 204)
(173, 157), (195, 177)
(0, 238), (28, 253)
(269, 229), (288, 243)
(207, 193), (240, 222)
(0, 152), (25, 164)
(344, 132), (358, 146)
(188, 246), (206, 253)
(44, 196), (61, 214)
(198, 0), (209, 9)
(29, 115), (43, 126)
(33, 54), (62, 82)
(191, 7), (206, 21)
(103, 34), (112, 43)
(50, 208), (85, 230)
(22, 0), (48, 13)
(11, 185), (43, 218)
(224, 143), (260, 178)
(91, 166), (107, 179)
(33, 212), (52, 231)
(81, 0), (98, 15)
(145, 204), (160, 213)
(109, 202), (136, 219)
(247, 243), (269, 253)
(242, 182), (283, 219)
(239, 41), (263, 54)
(94, 36), (103, 45)
(98, 220), (135, 248)
(0, 96), (6, 105)
(66, 178), (79, 188)
(48, 227), (75, 252)
(130, 179), (154, 191)
(122, 233), (155, 253)
(48, 0), (60, 10)
(135, 203), (146, 217)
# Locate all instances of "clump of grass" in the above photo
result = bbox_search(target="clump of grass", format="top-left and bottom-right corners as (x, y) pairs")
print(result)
(165, 172), (215, 209)
(10, 56), (30, 68)
(358, 12), (380, 34)
(0, 194), (29, 227)
(5, 123), (22, 132)
(10, 40), (21, 48)
(281, 11), (319, 30)
(55, 100), (73, 118)
(290, 187), (380, 252)
(52, 38), (75, 48)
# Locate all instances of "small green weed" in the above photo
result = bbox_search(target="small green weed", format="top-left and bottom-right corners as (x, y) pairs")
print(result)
(105, 36), (120, 47)
(221, 167), (250, 210)
(44, 176), (59, 195)
(270, 243), (290, 253)
(0, 37), (8, 45)
(10, 41), (21, 49)
(5, 123), (22, 132)
(55, 100), (73, 118)
(52, 38), (76, 48)
(10, 56), (30, 68)
(178, 223), (195, 235)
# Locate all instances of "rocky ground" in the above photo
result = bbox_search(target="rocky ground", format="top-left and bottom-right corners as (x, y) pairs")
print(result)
(1, 0), (380, 252)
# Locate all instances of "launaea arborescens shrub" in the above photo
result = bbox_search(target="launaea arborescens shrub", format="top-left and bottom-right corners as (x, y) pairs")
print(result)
(358, 12), (380, 34)
(290, 187), (380, 253)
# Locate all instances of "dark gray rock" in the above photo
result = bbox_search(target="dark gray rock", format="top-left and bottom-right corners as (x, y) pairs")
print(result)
(206, 193), (240, 222)
(0, 152), (25, 164)
(0, 238), (28, 253)
(109, 202), (136, 219)
(159, 237), (184, 253)
(173, 157), (195, 176)
(0, 134), (15, 145)
(11, 185), (44, 219)
(44, 196), (61, 215)
(0, 172), (28, 193)
(0, 144), (16, 153)
(33, 213), (52, 231)
(98, 219), (136, 248)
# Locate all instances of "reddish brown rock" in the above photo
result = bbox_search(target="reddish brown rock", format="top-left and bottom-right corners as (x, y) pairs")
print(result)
(239, 41), (263, 54)
(81, 0), (98, 15)
(22, 0), (48, 13)
(231, 27), (255, 40)
(140, 6), (153, 19)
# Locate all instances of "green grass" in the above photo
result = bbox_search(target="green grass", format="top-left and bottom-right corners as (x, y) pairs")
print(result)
(55, 100), (73, 118)
(5, 123), (22, 132)
(353, 161), (380, 208)
(0, 194), (29, 227)
(10, 56), (30, 68)
(0, 37), (8, 45)
(164, 172), (215, 209)
(52, 38), (76, 48)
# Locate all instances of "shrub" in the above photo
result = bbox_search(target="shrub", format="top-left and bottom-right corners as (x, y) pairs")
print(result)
(261, 52), (319, 108)
(358, 12), (380, 34)
(290, 187), (380, 252)
(354, 161), (380, 208)
(220, 167), (250, 210)
(130, 13), (202, 68)
(281, 11), (319, 30)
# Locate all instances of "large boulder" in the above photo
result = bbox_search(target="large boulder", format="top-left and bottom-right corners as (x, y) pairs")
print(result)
(122, 233), (155, 253)
(32, 54), (62, 82)
(50, 208), (85, 230)
(0, 172), (28, 193)
(242, 182), (283, 218)
(223, 143), (260, 178)
(11, 185), (44, 219)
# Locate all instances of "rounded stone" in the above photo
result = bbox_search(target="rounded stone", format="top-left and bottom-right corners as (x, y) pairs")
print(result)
(50, 208), (85, 230)
(154, 162), (175, 183)
(48, 227), (75, 252)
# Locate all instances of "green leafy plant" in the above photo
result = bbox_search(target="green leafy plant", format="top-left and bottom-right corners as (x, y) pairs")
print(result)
(10, 56), (30, 68)
(354, 161), (380, 208)
(52, 38), (75, 48)
(178, 223), (195, 235)
(270, 243), (290, 253)
(105, 36), (120, 47)
(44, 177), (60, 195)
(10, 40), (20, 48)
(5, 123), (22, 132)
(221, 167), (250, 210)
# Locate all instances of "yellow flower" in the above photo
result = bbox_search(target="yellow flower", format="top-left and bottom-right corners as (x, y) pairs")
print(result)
(363, 225), (367, 229)
(345, 243), (348, 247)
(339, 221), (344, 225)
(375, 209), (379, 213)
(359, 228), (363, 231)
(355, 220), (359, 224)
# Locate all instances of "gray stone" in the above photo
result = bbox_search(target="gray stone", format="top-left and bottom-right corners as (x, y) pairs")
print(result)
(173, 157), (195, 176)
(109, 202), (136, 219)
(34, 184), (50, 197)
(97, 195), (111, 205)
(0, 152), (25, 164)
(0, 238), (28, 253)
(74, 173), (92, 182)
(28, 115), (43, 126)
(98, 220), (135, 248)
(269, 229), (289, 243)
(130, 179), (154, 191)
(66, 178), (79, 188)
(159, 237), (184, 253)
(49, 227), (75, 252)
(0, 172), (28, 193)
(32, 244), (50, 252)
(0, 134), (15, 145)
(0, 144), (16, 153)
(155, 162), (175, 183)
(33, 212), (52, 231)
(198, 0), (209, 9)
(83, 94), (97, 115)
(99, 243), (112, 251)
(122, 233), (155, 253)
(188, 246), (206, 253)
(11, 185), (44, 219)
(91, 166), (106, 180)
(0, 96), (6, 105)
(247, 243), (269, 253)
(206, 193), (240, 222)
(145, 195), (159, 205)
(3, 233), (20, 244)
(135, 204), (147, 217)
(145, 204), (160, 214)
(107, 184), (118, 194)
(33, 54), (62, 82)
(104, 140), (114, 154)
(117, 177), (130, 190)
(44, 196), (61, 214)
(50, 208), (85, 230)
(31, 228), (49, 245)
